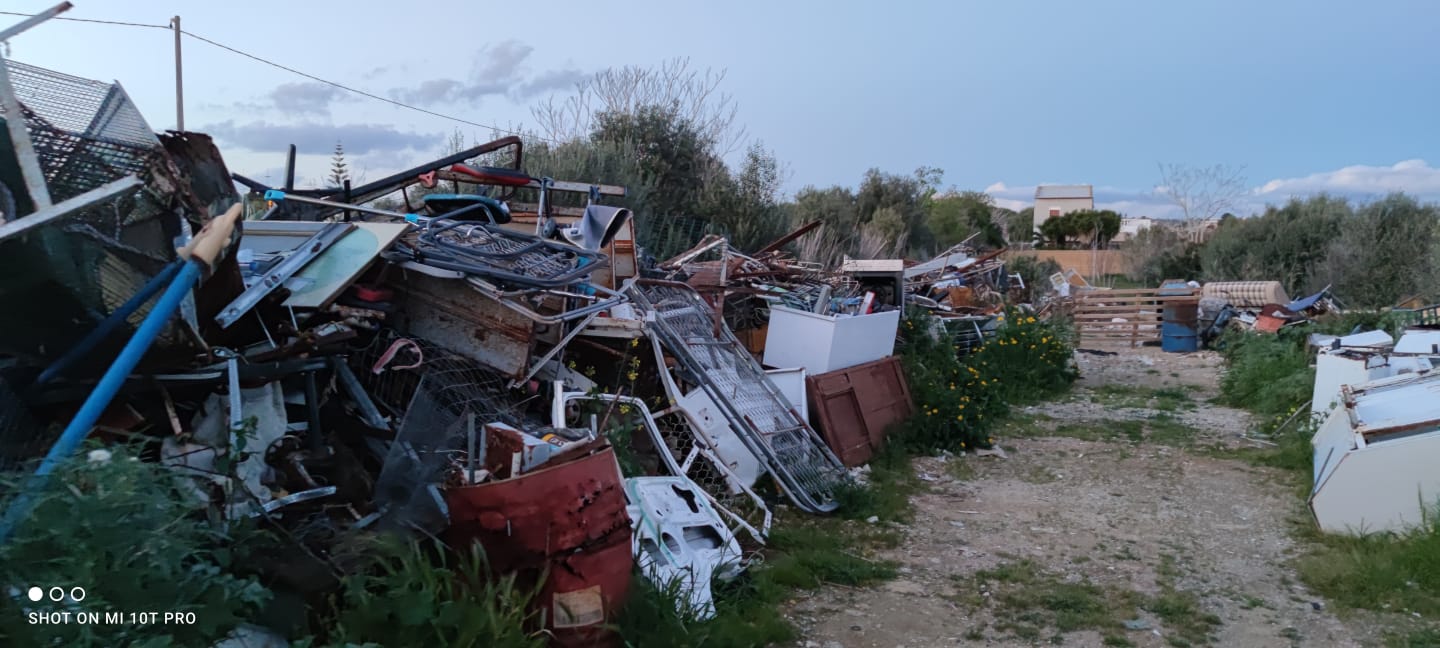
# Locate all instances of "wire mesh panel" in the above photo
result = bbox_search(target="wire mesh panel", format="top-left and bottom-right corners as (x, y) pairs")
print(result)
(0, 60), (188, 364)
(652, 408), (771, 542)
(630, 280), (847, 514)
(352, 331), (527, 532)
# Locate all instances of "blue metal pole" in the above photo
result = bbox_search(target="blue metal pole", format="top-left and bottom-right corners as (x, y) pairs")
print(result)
(0, 259), (203, 542)
(34, 259), (184, 386)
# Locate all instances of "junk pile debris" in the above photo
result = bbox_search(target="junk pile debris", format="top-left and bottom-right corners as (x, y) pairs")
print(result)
(0, 10), (1082, 643)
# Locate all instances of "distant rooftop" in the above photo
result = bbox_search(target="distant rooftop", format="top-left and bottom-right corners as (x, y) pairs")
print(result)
(1034, 184), (1093, 199)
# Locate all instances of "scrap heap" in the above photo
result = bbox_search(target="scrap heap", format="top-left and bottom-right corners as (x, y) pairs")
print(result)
(0, 50), (862, 645)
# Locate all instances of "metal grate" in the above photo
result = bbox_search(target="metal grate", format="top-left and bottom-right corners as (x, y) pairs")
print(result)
(631, 281), (847, 514)
(0, 60), (187, 365)
(353, 331), (529, 532)
(393, 220), (609, 290)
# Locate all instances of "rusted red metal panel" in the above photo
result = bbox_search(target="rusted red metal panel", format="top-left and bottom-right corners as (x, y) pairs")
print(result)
(806, 357), (915, 466)
(444, 446), (632, 646)
(808, 371), (873, 466)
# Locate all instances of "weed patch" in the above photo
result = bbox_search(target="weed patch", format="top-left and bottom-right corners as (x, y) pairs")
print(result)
(951, 560), (1143, 645)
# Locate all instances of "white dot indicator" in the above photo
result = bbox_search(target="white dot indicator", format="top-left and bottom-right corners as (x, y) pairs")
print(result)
(27, 587), (42, 602)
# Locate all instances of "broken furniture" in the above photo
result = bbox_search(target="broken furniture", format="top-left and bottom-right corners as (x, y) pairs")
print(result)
(806, 356), (914, 466)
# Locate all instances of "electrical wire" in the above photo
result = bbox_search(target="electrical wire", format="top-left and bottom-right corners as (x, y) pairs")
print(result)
(0, 11), (168, 30)
(0, 10), (553, 143)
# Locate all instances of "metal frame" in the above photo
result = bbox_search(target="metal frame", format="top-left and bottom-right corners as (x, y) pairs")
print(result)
(631, 280), (847, 514)
(0, 3), (73, 210)
(557, 391), (770, 542)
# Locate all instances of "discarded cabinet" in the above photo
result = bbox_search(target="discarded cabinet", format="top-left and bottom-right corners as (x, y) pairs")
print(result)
(806, 357), (913, 466)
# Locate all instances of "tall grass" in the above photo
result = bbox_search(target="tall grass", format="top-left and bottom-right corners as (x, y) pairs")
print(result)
(1216, 329), (1313, 417)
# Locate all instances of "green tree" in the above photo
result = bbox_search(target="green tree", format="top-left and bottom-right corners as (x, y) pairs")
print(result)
(1200, 195), (1349, 294)
(1318, 193), (1440, 307)
(926, 191), (1005, 250)
(328, 141), (349, 188)
(1008, 207), (1035, 246)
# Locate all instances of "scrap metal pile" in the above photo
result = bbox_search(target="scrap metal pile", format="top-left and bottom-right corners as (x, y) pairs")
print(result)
(0, 51), (921, 645)
(0, 15), (1021, 642)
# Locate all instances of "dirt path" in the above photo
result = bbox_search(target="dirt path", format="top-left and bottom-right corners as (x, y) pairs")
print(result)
(788, 349), (1383, 647)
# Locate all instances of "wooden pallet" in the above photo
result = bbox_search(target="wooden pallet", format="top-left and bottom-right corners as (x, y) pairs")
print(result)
(1073, 287), (1199, 348)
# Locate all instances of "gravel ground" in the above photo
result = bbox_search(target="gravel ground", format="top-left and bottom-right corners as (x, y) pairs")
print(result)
(786, 348), (1391, 647)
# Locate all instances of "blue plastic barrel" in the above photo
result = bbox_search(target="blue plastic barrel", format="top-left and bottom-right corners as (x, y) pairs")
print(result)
(1161, 321), (1199, 352)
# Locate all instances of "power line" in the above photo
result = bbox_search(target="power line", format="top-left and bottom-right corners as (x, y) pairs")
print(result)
(0, 10), (551, 143)
(0, 11), (167, 30)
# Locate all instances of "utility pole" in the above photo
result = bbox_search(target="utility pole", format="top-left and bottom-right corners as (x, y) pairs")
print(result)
(171, 15), (183, 131)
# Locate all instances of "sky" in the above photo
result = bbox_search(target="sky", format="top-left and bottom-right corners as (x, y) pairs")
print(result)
(6, 0), (1440, 219)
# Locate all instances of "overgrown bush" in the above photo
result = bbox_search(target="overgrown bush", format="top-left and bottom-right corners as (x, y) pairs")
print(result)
(972, 311), (1078, 405)
(0, 449), (272, 647)
(1216, 329), (1313, 417)
(898, 309), (1008, 451)
(897, 308), (1077, 452)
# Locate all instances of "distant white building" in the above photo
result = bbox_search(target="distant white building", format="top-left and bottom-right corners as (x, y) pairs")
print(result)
(1114, 216), (1154, 242)
(1033, 185), (1094, 233)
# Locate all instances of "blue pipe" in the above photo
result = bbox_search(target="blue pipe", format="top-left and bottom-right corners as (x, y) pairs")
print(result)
(34, 260), (184, 386)
(0, 259), (203, 542)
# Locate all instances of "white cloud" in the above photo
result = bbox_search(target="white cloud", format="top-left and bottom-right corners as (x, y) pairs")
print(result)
(1255, 159), (1440, 198)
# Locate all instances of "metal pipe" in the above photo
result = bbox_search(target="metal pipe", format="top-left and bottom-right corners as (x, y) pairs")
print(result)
(33, 259), (184, 386)
(303, 371), (323, 452)
(0, 259), (203, 542)
(0, 175), (141, 242)
(0, 2), (71, 41)
(171, 15), (183, 131)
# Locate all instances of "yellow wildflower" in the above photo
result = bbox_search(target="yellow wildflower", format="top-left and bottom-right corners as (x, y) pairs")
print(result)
(630, 338), (640, 348)
(626, 371), (639, 382)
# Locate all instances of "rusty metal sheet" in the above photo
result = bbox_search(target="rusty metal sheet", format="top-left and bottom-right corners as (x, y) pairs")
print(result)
(444, 446), (632, 646)
(807, 357), (914, 466)
(391, 271), (535, 379)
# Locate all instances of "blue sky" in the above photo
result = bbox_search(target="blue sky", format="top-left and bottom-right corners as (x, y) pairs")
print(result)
(6, 0), (1440, 218)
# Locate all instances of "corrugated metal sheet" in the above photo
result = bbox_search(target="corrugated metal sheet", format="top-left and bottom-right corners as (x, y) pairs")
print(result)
(1034, 184), (1093, 199)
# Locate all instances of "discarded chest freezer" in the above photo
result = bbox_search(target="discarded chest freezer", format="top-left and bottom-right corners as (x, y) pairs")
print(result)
(1310, 370), (1440, 534)
(1309, 330), (1437, 416)
(762, 305), (900, 374)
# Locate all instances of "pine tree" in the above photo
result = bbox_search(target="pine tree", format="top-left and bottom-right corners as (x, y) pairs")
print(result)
(329, 141), (349, 187)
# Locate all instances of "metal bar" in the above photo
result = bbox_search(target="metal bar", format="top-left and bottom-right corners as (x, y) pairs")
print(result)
(303, 371), (323, 451)
(329, 136), (523, 206)
(265, 190), (419, 221)
(0, 175), (140, 242)
(0, 259), (203, 542)
(511, 312), (600, 388)
(466, 413), (477, 481)
(34, 259), (184, 386)
(333, 359), (388, 429)
(0, 54), (55, 208)
(0, 2), (71, 42)
(215, 222), (353, 327)
(284, 145), (296, 191)
(171, 15), (183, 131)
